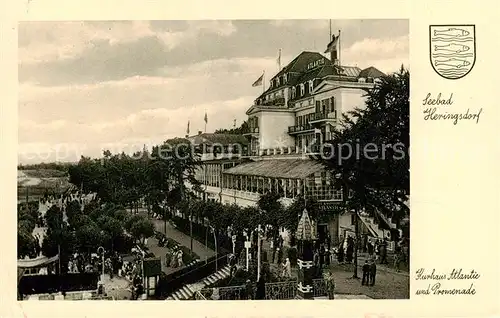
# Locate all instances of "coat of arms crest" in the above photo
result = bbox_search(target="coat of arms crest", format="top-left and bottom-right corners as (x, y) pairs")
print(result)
(429, 25), (475, 80)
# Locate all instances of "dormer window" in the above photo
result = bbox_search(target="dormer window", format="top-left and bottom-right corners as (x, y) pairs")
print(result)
(300, 84), (305, 96)
(276, 77), (280, 86)
(308, 80), (313, 93)
(283, 74), (287, 84)
(291, 87), (296, 99)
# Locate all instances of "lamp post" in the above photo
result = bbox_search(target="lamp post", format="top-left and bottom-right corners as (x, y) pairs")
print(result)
(97, 246), (105, 281)
(257, 224), (262, 281)
(209, 225), (218, 272)
(243, 230), (250, 271)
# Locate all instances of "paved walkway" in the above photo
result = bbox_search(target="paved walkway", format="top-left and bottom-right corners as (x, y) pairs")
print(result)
(150, 219), (215, 260)
(100, 274), (132, 300)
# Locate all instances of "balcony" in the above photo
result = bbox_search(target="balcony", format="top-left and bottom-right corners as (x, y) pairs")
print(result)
(288, 124), (314, 134)
(261, 97), (287, 108)
(309, 111), (337, 124)
(243, 127), (259, 137)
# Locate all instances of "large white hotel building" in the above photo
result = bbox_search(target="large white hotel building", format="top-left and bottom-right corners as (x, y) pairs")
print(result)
(186, 41), (402, 248)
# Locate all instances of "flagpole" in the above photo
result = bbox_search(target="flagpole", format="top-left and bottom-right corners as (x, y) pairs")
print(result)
(262, 70), (266, 93)
(278, 49), (282, 71)
(329, 20), (332, 40)
(338, 29), (342, 69)
(204, 110), (207, 133)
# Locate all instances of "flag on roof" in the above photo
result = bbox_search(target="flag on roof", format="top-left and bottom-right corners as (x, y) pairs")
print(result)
(252, 73), (264, 87)
(324, 34), (339, 54)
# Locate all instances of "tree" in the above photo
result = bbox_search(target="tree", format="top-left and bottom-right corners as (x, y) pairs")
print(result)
(129, 218), (155, 243)
(257, 192), (284, 241)
(96, 215), (124, 251)
(75, 221), (105, 253)
(18, 227), (37, 259)
(318, 66), (410, 278)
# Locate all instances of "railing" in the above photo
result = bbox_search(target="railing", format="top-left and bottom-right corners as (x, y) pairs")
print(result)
(265, 280), (297, 300)
(200, 285), (246, 300)
(261, 97), (286, 107)
(312, 278), (328, 297)
(161, 253), (230, 297)
(312, 112), (337, 121)
(194, 291), (207, 300)
(288, 124), (313, 134)
(193, 278), (328, 300)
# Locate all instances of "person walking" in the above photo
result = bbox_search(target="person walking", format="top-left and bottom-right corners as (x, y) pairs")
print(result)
(380, 239), (388, 265)
(369, 259), (377, 286)
(361, 260), (370, 285)
(367, 239), (374, 258)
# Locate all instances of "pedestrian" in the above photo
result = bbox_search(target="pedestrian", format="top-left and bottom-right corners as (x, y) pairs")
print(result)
(177, 250), (184, 267)
(369, 259), (377, 286)
(229, 254), (237, 277)
(361, 260), (370, 285)
(337, 243), (344, 263)
(282, 258), (292, 279)
(346, 241), (353, 263)
(319, 245), (325, 272)
(380, 239), (388, 265)
(367, 240), (374, 258)
(270, 239), (276, 262)
(313, 250), (320, 276)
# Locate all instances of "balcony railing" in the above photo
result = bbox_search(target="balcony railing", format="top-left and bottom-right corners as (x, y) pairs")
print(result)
(312, 111), (337, 121)
(243, 127), (259, 135)
(288, 124), (313, 134)
(261, 97), (286, 107)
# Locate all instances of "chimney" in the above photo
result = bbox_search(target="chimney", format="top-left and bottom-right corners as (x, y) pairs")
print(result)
(198, 131), (202, 135)
(185, 135), (189, 138)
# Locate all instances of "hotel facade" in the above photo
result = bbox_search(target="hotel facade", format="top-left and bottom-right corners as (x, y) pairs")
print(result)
(186, 41), (402, 249)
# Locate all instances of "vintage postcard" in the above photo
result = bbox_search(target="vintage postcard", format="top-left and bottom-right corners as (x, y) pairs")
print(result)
(1, 1), (498, 318)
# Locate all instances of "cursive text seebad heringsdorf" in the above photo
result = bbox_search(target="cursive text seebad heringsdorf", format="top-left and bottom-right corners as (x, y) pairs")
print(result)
(422, 93), (453, 106)
(423, 107), (482, 125)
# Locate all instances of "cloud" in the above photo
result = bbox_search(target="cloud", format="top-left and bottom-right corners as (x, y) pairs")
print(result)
(342, 35), (409, 73)
(18, 20), (409, 163)
(18, 95), (253, 163)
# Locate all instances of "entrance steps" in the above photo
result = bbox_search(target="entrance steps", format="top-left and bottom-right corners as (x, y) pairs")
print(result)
(166, 265), (232, 300)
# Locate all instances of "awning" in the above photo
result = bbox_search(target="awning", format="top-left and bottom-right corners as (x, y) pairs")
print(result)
(18, 255), (59, 268)
(223, 159), (324, 179)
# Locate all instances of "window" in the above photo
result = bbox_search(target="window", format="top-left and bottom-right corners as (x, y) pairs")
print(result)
(291, 87), (296, 99)
(308, 80), (313, 93)
(315, 100), (321, 113)
(351, 213), (356, 225)
(270, 80), (273, 88)
(276, 77), (280, 86)
(283, 74), (287, 84)
(300, 84), (305, 96)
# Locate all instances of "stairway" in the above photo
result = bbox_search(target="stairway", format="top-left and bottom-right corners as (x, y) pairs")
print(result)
(166, 265), (232, 300)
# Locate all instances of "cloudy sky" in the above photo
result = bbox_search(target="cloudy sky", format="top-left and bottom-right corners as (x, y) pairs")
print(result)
(18, 19), (408, 164)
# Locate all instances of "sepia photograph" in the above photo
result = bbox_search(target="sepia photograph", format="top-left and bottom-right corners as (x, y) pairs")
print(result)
(17, 19), (409, 301)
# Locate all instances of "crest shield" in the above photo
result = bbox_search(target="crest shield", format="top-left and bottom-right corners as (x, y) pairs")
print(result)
(429, 25), (476, 80)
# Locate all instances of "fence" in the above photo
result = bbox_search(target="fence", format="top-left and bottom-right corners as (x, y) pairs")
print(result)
(197, 278), (328, 300)
(18, 272), (100, 296)
(200, 284), (246, 300)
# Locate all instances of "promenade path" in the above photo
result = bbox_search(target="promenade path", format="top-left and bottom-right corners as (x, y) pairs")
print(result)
(136, 210), (215, 274)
